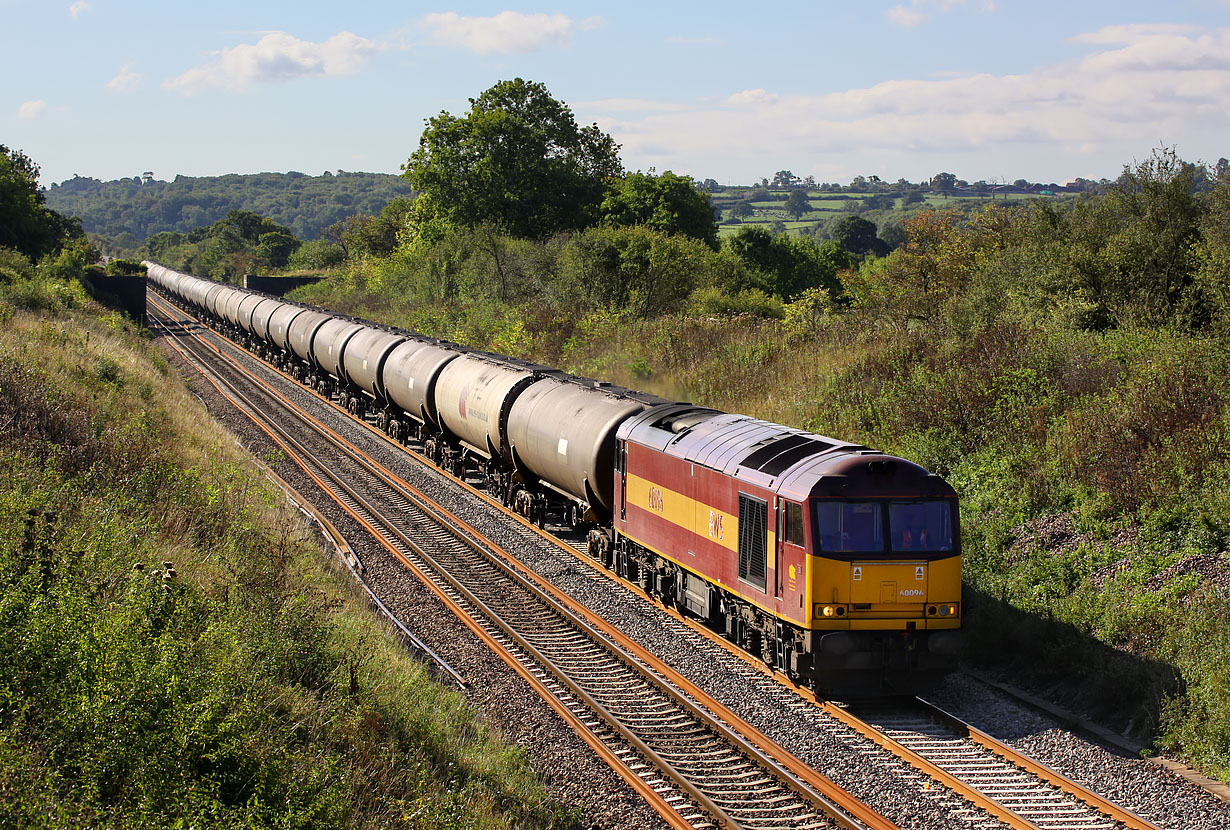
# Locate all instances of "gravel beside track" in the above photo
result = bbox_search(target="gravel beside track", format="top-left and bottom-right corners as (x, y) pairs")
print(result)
(156, 308), (1230, 830)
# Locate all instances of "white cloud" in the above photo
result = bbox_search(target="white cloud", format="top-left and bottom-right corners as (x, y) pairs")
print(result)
(589, 25), (1230, 175)
(577, 98), (689, 113)
(422, 11), (576, 54)
(887, 5), (928, 27)
(106, 65), (142, 92)
(1069, 23), (1196, 45)
(69, 1), (88, 18)
(164, 31), (381, 94)
(887, 0), (995, 27)
(17, 100), (47, 119)
(725, 89), (779, 107)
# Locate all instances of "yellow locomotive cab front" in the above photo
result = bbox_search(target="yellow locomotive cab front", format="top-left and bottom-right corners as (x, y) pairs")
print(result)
(805, 496), (962, 691)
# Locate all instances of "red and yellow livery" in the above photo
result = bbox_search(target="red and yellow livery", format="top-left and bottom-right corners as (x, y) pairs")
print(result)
(596, 405), (961, 693)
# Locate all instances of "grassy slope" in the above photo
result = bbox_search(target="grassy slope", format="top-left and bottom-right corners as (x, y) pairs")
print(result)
(290, 277), (1230, 783)
(0, 284), (573, 828)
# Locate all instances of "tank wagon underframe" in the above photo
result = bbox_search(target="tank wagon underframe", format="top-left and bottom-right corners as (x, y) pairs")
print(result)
(144, 261), (962, 693)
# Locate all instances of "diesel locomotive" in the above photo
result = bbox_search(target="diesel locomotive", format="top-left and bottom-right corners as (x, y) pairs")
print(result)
(145, 261), (961, 692)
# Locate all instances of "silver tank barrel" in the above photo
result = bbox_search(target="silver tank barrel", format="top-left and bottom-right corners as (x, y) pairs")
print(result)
(508, 378), (652, 511)
(311, 318), (366, 379)
(341, 327), (407, 397)
(434, 355), (536, 458)
(383, 339), (461, 429)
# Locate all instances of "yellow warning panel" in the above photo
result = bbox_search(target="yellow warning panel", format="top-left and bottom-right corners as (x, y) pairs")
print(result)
(850, 561), (927, 605)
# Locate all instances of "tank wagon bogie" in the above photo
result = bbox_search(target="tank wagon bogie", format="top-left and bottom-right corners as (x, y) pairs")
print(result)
(382, 339), (460, 443)
(143, 261), (962, 693)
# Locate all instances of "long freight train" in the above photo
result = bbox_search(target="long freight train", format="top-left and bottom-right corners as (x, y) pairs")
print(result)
(145, 261), (961, 692)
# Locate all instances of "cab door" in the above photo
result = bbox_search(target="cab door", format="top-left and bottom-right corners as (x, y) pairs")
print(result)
(777, 500), (807, 623)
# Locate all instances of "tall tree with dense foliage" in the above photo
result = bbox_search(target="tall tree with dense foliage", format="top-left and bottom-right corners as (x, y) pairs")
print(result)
(402, 78), (622, 239)
(600, 170), (718, 248)
(726, 226), (848, 301)
(831, 215), (889, 259)
(1, 145), (81, 260)
(139, 209), (301, 280)
(784, 189), (811, 221)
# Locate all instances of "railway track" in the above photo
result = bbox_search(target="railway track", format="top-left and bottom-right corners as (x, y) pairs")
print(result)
(820, 697), (1163, 830)
(148, 295), (897, 830)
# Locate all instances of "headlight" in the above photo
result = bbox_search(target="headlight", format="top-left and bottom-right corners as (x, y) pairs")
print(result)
(814, 604), (847, 618)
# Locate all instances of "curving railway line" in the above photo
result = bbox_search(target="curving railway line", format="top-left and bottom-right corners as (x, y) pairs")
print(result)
(148, 293), (897, 830)
(146, 285), (1220, 830)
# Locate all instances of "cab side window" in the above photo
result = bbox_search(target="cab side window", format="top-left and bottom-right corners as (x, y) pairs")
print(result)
(783, 501), (805, 546)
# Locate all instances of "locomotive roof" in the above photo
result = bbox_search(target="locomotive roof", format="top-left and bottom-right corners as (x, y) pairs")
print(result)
(620, 404), (954, 501)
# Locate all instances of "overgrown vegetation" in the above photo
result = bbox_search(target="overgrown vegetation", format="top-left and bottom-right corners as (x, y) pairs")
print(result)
(288, 143), (1230, 781)
(0, 264), (574, 828)
(141, 209), (302, 282)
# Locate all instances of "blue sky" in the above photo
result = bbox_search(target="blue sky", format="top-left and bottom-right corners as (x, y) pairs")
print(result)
(4, 1), (1229, 188)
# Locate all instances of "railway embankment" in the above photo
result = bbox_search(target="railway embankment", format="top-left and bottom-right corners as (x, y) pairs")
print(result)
(0, 277), (575, 829)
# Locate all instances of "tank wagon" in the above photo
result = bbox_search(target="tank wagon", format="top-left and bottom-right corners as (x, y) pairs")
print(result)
(145, 262), (961, 692)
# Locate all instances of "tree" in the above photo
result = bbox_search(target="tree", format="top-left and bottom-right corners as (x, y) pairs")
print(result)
(831, 215), (888, 258)
(930, 172), (958, 195)
(772, 170), (800, 188)
(726, 226), (848, 301)
(1, 144), (81, 260)
(728, 201), (755, 222)
(402, 78), (622, 239)
(600, 170), (718, 248)
(555, 225), (714, 316)
(784, 189), (812, 221)
(322, 197), (416, 259)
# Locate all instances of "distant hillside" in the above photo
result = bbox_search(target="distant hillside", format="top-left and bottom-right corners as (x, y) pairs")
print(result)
(44, 171), (417, 243)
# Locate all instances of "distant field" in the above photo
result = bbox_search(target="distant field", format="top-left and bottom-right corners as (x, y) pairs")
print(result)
(712, 187), (1068, 236)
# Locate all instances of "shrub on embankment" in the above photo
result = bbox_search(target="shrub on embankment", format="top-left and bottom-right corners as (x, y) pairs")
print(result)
(0, 264), (572, 828)
(287, 150), (1230, 781)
